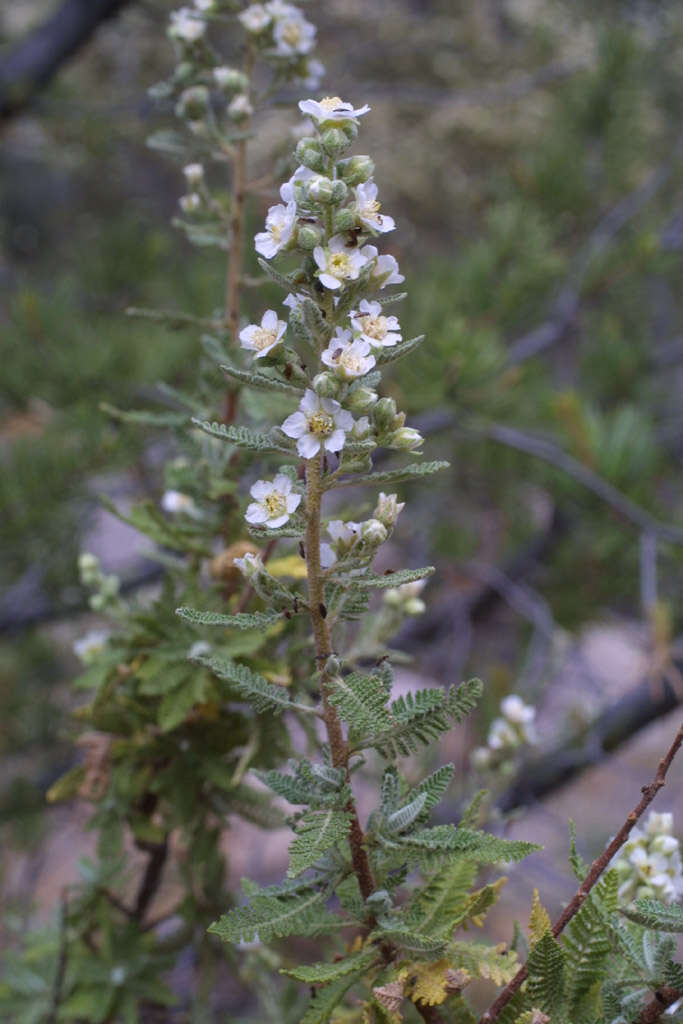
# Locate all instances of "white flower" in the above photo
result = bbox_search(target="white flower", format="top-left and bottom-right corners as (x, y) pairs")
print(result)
(321, 328), (376, 380)
(194, 0), (214, 9)
(169, 7), (207, 42)
(245, 473), (301, 528)
(350, 415), (371, 438)
(361, 245), (405, 288)
(238, 3), (271, 32)
(280, 165), (317, 203)
(488, 718), (519, 750)
(320, 543), (337, 568)
(228, 94), (253, 120)
(324, 519), (361, 561)
(375, 492), (405, 527)
(313, 234), (371, 290)
(271, 6), (316, 56)
(239, 309), (287, 358)
(281, 389), (353, 458)
(647, 811), (674, 836)
(183, 162), (204, 186)
(161, 490), (200, 517)
(501, 695), (536, 725)
(179, 192), (201, 213)
(73, 629), (110, 663)
(283, 291), (306, 310)
(255, 201), (297, 258)
(354, 181), (395, 234)
(350, 299), (401, 348)
(298, 96), (370, 123)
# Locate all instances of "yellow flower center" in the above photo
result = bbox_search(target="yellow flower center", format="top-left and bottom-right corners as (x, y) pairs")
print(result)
(320, 96), (343, 112)
(359, 314), (387, 340)
(264, 492), (287, 518)
(328, 252), (351, 278)
(363, 198), (381, 217)
(340, 350), (363, 374)
(282, 21), (302, 45)
(251, 327), (277, 351)
(308, 411), (334, 436)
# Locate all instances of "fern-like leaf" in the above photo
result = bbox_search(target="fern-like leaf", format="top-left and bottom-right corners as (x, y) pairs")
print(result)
(448, 940), (519, 986)
(333, 461), (450, 490)
(209, 881), (340, 944)
(191, 418), (292, 453)
(562, 894), (611, 1011)
(526, 931), (566, 1012)
(406, 859), (478, 938)
(328, 672), (391, 736)
(221, 363), (302, 395)
(299, 975), (360, 1024)
(376, 334), (427, 364)
(176, 607), (280, 629)
(287, 810), (352, 877)
(195, 653), (291, 714)
(360, 566), (435, 589)
(382, 823), (538, 869)
(621, 898), (683, 932)
(282, 947), (379, 983)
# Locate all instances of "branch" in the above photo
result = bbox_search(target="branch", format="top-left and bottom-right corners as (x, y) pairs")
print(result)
(638, 987), (683, 1024)
(506, 143), (683, 366)
(0, 0), (134, 121)
(479, 718), (683, 1023)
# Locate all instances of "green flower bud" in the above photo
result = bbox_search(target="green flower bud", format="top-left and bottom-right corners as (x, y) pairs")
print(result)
(296, 223), (323, 250)
(360, 518), (388, 547)
(312, 372), (340, 398)
(295, 137), (325, 172)
(330, 180), (348, 204)
(373, 397), (398, 431)
(173, 61), (195, 84)
(176, 85), (210, 120)
(339, 120), (359, 142)
(340, 154), (375, 186)
(332, 208), (355, 233)
(374, 492), (405, 528)
(390, 426), (423, 450)
(346, 386), (378, 414)
(324, 655), (342, 676)
(321, 127), (349, 158)
(228, 94), (253, 121)
(213, 66), (248, 91)
(306, 176), (335, 203)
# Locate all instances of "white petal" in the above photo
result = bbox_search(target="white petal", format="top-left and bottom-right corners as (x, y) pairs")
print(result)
(272, 473), (292, 493)
(286, 493), (302, 512)
(268, 513), (289, 528)
(255, 233), (278, 258)
(335, 409), (354, 431)
(320, 543), (337, 568)
(300, 389), (320, 413)
(297, 433), (320, 458)
(262, 309), (278, 330)
(250, 480), (271, 499)
(325, 429), (346, 452)
(246, 503), (268, 524)
(319, 273), (342, 290)
(281, 411), (308, 438)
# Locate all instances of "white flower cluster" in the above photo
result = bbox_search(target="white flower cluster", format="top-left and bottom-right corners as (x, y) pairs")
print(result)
(471, 695), (537, 773)
(612, 811), (683, 905)
(238, 3), (323, 86)
(78, 552), (121, 613)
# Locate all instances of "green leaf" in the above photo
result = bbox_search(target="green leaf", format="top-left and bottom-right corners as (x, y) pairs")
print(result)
(361, 680), (481, 759)
(146, 129), (187, 154)
(621, 898), (683, 932)
(332, 460), (450, 489)
(176, 607), (281, 629)
(221, 364), (302, 395)
(526, 931), (566, 1012)
(328, 672), (392, 736)
(281, 947), (378, 983)
(358, 566), (435, 589)
(299, 975), (360, 1024)
(375, 928), (447, 957)
(257, 257), (297, 291)
(382, 824), (539, 869)
(386, 793), (429, 834)
(195, 653), (291, 714)
(191, 418), (292, 453)
(99, 402), (188, 427)
(209, 880), (341, 944)
(99, 496), (210, 555)
(405, 858), (477, 939)
(562, 894), (611, 1012)
(287, 810), (352, 877)
(376, 334), (427, 364)
(448, 940), (519, 987)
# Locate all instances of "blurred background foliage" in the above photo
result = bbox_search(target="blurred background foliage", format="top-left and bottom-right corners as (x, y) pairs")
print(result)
(1, 0), (682, 908)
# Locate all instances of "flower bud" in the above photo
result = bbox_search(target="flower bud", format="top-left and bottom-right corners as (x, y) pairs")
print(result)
(374, 492), (405, 528)
(228, 94), (253, 120)
(213, 66), (248, 91)
(346, 387), (377, 414)
(339, 120), (359, 142)
(330, 180), (348, 204)
(174, 61), (195, 84)
(312, 372), (340, 398)
(296, 223), (323, 250)
(332, 208), (356, 233)
(324, 655), (342, 676)
(176, 85), (209, 120)
(350, 415), (372, 438)
(390, 426), (424, 450)
(321, 127), (349, 158)
(306, 176), (335, 203)
(373, 397), (398, 431)
(360, 518), (388, 547)
(339, 454), (373, 474)
(234, 551), (263, 581)
(78, 552), (100, 578)
(295, 137), (325, 172)
(339, 154), (375, 186)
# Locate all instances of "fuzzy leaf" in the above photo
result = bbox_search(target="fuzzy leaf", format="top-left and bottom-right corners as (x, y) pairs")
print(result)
(622, 898), (683, 932)
(328, 672), (392, 736)
(281, 947), (378, 983)
(376, 928), (447, 957)
(526, 931), (566, 1012)
(377, 334), (427, 364)
(464, 877), (507, 927)
(363, 680), (482, 759)
(562, 894), (611, 1012)
(99, 402), (188, 427)
(529, 889), (551, 945)
(360, 567), (435, 589)
(448, 940), (519, 987)
(195, 653), (291, 714)
(333, 461), (450, 490)
(383, 824), (538, 869)
(401, 958), (461, 1007)
(176, 607), (280, 629)
(257, 257), (297, 291)
(191, 418), (292, 453)
(300, 975), (360, 1024)
(288, 810), (352, 877)
(209, 881), (340, 944)
(406, 859), (478, 938)
(386, 793), (429, 835)
(221, 363), (302, 395)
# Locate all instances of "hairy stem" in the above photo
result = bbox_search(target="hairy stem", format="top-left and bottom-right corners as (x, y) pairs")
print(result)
(305, 452), (376, 902)
(479, 718), (683, 1023)
(638, 987), (683, 1023)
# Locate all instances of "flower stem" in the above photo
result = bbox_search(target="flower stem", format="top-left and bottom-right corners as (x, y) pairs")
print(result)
(305, 452), (376, 902)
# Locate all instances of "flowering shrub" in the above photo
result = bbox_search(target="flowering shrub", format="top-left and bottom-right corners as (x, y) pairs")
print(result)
(2, 3), (683, 1023)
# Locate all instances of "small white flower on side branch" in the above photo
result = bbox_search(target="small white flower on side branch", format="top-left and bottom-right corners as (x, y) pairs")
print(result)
(314, 235), (371, 290)
(281, 389), (353, 457)
(351, 299), (401, 348)
(321, 329), (376, 380)
(354, 181), (395, 234)
(240, 310), (287, 358)
(255, 201), (297, 258)
(298, 96), (370, 124)
(246, 474), (301, 528)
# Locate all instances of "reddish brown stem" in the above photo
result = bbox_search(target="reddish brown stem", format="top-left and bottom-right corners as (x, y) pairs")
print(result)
(638, 987), (683, 1023)
(479, 718), (683, 1024)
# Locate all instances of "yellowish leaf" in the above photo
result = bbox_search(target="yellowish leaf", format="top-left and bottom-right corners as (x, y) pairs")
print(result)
(529, 888), (551, 945)
(464, 876), (507, 927)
